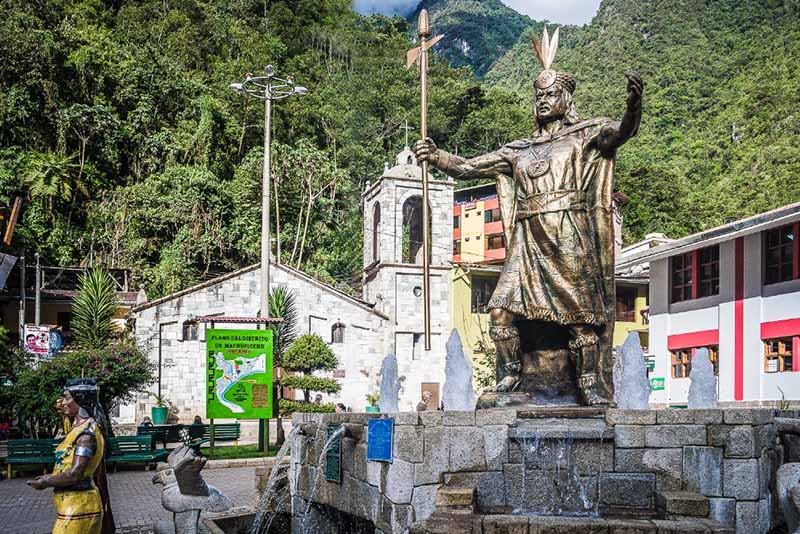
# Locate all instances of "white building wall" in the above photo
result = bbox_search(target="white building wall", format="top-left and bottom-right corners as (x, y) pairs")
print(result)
(648, 229), (800, 406)
(132, 264), (387, 424)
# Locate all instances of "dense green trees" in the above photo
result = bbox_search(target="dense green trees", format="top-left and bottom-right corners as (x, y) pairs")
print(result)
(1, 0), (798, 299)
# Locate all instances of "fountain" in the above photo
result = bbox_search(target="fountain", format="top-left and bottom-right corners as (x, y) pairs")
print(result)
(687, 347), (718, 409)
(613, 332), (650, 410)
(442, 329), (476, 411)
(378, 352), (400, 413)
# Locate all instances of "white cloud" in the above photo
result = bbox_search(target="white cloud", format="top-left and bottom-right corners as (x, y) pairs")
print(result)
(353, 0), (418, 16)
(501, 0), (602, 26)
(352, 0), (602, 26)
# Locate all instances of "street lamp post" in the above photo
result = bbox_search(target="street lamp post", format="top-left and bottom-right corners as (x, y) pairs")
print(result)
(230, 66), (307, 452)
(230, 65), (308, 320)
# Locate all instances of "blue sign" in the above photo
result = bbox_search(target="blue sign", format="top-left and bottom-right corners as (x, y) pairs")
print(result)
(367, 418), (394, 462)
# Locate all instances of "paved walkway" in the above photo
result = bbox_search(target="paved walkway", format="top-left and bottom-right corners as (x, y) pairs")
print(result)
(0, 466), (259, 533)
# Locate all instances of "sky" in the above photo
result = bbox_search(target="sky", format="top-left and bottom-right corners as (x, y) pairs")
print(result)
(352, 0), (603, 26)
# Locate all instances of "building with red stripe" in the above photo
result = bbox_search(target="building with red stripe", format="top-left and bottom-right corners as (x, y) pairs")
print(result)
(617, 202), (800, 406)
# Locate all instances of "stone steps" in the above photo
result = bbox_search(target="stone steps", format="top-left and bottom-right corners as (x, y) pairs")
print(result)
(410, 513), (735, 533)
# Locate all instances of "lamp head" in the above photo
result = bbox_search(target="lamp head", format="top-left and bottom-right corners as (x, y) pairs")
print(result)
(265, 65), (275, 77)
(294, 86), (308, 95)
(229, 82), (244, 92)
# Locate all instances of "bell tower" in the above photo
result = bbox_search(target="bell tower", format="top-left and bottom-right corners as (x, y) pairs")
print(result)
(361, 147), (454, 409)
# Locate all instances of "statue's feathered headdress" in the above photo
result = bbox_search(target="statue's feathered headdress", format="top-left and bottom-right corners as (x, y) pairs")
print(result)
(531, 26), (576, 94)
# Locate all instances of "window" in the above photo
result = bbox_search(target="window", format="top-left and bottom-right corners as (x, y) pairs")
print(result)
(671, 252), (693, 303)
(453, 240), (461, 255)
(765, 225), (795, 285)
(670, 346), (719, 378)
(764, 337), (794, 373)
(182, 321), (199, 341)
(698, 246), (720, 297)
(471, 276), (497, 314)
(616, 286), (637, 322)
(402, 196), (431, 264)
(671, 246), (719, 303)
(486, 234), (505, 251)
(484, 208), (501, 224)
(331, 322), (345, 344)
(372, 203), (381, 263)
(453, 215), (460, 229)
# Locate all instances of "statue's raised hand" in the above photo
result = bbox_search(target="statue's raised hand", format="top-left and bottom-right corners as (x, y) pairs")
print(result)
(413, 137), (439, 165)
(625, 71), (643, 111)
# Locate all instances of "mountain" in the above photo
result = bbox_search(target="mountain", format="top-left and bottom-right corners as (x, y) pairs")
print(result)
(408, 0), (537, 77)
(484, 0), (800, 240)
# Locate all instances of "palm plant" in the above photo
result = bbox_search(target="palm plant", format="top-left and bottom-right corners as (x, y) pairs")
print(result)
(267, 286), (298, 447)
(23, 151), (86, 215)
(72, 269), (118, 349)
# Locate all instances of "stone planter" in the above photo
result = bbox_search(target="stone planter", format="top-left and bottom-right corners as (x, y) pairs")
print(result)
(365, 406), (380, 413)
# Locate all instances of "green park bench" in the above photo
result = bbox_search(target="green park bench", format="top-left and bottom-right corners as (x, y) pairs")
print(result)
(136, 424), (183, 449)
(106, 435), (169, 471)
(6, 439), (58, 479)
(185, 423), (241, 449)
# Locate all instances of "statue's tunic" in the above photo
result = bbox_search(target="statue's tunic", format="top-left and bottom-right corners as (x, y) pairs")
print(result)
(51, 419), (105, 534)
(445, 118), (617, 326)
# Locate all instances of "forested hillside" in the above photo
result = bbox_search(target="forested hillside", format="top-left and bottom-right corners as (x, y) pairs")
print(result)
(486, 0), (800, 239)
(408, 0), (535, 77)
(0, 0), (529, 297)
(1, 0), (799, 299)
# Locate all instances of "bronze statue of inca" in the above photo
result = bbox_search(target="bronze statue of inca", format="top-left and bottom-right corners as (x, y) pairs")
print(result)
(414, 27), (643, 405)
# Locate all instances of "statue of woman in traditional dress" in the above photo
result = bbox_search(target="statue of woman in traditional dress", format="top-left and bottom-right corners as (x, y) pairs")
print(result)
(414, 27), (643, 405)
(28, 378), (114, 534)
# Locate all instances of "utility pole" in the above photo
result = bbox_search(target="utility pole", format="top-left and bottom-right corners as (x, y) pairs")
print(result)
(34, 253), (41, 326)
(18, 255), (25, 347)
(231, 66), (307, 452)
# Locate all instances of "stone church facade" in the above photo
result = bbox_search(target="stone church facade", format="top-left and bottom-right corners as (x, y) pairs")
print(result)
(127, 149), (454, 424)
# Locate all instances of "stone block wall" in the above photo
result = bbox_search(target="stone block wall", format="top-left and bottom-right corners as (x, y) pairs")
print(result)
(291, 408), (784, 534)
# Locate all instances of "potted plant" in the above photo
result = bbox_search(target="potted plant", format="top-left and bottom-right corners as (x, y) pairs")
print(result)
(365, 392), (380, 413)
(150, 393), (170, 424)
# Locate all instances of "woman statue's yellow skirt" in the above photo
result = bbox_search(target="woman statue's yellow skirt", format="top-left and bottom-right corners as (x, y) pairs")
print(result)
(52, 487), (103, 533)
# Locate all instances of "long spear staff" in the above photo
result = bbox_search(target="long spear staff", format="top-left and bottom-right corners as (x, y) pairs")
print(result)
(407, 10), (443, 351)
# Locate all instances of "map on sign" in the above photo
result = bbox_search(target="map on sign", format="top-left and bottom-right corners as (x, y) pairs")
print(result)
(206, 329), (273, 419)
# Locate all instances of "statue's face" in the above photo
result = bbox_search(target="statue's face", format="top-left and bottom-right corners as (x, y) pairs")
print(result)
(535, 84), (568, 124)
(61, 391), (80, 418)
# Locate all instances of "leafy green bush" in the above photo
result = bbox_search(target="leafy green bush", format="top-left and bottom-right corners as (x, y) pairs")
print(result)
(280, 334), (340, 413)
(280, 374), (341, 394)
(282, 334), (338, 373)
(12, 340), (155, 438)
(278, 399), (335, 416)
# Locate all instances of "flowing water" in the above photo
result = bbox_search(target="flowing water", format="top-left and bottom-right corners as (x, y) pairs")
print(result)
(298, 425), (346, 533)
(250, 427), (300, 534)
(442, 329), (477, 411)
(514, 426), (602, 517)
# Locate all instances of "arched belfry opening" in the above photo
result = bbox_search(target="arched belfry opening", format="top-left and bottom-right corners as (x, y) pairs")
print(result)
(372, 202), (381, 263)
(402, 195), (431, 265)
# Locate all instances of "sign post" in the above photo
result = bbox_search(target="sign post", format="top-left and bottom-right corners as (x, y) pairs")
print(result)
(206, 328), (274, 446)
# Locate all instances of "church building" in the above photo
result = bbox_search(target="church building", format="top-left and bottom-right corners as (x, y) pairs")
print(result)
(126, 149), (453, 427)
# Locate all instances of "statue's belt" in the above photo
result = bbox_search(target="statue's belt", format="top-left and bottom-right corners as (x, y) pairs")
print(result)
(516, 189), (587, 221)
(54, 478), (95, 493)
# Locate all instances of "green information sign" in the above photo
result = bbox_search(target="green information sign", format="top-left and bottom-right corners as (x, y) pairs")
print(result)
(325, 424), (343, 483)
(650, 377), (665, 391)
(646, 357), (655, 372)
(206, 329), (273, 419)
